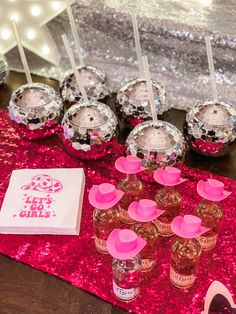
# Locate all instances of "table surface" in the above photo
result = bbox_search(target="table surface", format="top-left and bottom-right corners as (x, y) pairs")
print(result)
(0, 71), (235, 314)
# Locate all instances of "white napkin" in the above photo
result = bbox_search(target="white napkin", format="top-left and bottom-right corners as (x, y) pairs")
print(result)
(0, 168), (85, 235)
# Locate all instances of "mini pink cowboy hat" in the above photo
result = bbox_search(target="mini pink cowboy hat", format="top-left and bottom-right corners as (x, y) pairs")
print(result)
(88, 183), (124, 210)
(197, 179), (231, 202)
(171, 215), (209, 239)
(115, 155), (146, 174)
(154, 166), (188, 186)
(128, 199), (165, 222)
(107, 229), (146, 260)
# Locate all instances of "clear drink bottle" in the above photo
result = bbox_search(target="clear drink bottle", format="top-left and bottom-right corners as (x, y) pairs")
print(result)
(170, 215), (209, 288)
(195, 179), (231, 251)
(115, 155), (145, 225)
(89, 183), (124, 254)
(107, 228), (146, 302)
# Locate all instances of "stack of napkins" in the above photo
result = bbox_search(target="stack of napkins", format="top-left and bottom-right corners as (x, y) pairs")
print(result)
(0, 168), (85, 235)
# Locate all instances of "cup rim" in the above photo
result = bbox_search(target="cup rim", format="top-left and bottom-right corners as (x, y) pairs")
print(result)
(130, 120), (183, 152)
(122, 77), (166, 100)
(189, 100), (236, 128)
(65, 101), (113, 129)
(11, 82), (56, 110)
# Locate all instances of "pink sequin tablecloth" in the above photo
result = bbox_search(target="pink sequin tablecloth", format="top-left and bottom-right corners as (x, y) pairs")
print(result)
(0, 110), (235, 314)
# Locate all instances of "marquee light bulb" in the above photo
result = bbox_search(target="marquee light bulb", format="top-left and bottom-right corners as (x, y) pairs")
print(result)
(31, 5), (41, 17)
(1, 28), (11, 40)
(10, 12), (20, 23)
(52, 2), (62, 10)
(27, 30), (36, 40)
(199, 0), (212, 6)
(42, 45), (50, 55)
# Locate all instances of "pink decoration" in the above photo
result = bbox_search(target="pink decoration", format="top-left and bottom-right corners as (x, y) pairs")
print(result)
(115, 155), (145, 174)
(21, 174), (63, 193)
(128, 199), (164, 222)
(202, 281), (236, 314)
(171, 215), (209, 239)
(197, 179), (231, 202)
(88, 183), (124, 210)
(107, 229), (146, 260)
(0, 110), (235, 313)
(154, 166), (188, 186)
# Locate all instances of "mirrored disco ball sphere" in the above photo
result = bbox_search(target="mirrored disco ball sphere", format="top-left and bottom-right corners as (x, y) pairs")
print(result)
(126, 120), (186, 181)
(61, 100), (118, 159)
(8, 83), (63, 140)
(184, 101), (236, 157)
(116, 78), (169, 127)
(0, 54), (9, 85)
(60, 65), (109, 107)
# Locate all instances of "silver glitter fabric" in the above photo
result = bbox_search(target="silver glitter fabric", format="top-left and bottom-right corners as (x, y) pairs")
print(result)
(126, 120), (186, 169)
(116, 78), (168, 125)
(60, 65), (110, 105)
(184, 100), (236, 157)
(61, 100), (118, 159)
(5, 1), (236, 111)
(0, 54), (9, 85)
(8, 83), (63, 138)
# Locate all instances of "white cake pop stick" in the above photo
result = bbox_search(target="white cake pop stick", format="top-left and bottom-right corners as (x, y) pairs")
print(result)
(11, 19), (32, 84)
(67, 3), (84, 66)
(131, 13), (144, 77)
(142, 55), (158, 123)
(62, 34), (89, 104)
(205, 36), (218, 103)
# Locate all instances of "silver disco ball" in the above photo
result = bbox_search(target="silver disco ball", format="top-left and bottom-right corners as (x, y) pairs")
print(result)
(60, 65), (109, 106)
(184, 100), (236, 157)
(126, 120), (186, 181)
(8, 83), (63, 140)
(116, 78), (169, 127)
(61, 100), (118, 159)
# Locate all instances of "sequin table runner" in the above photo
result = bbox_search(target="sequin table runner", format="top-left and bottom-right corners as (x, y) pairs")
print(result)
(0, 110), (235, 314)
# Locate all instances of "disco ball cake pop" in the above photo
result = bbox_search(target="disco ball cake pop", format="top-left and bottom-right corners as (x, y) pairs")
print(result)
(0, 54), (9, 85)
(116, 78), (168, 127)
(61, 100), (118, 159)
(60, 65), (109, 107)
(126, 120), (186, 181)
(8, 83), (63, 140)
(184, 100), (236, 157)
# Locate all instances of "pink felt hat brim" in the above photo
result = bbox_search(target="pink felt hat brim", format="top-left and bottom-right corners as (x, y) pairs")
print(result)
(128, 201), (165, 222)
(107, 229), (146, 260)
(197, 180), (231, 202)
(154, 168), (188, 186)
(115, 157), (146, 174)
(171, 216), (209, 239)
(88, 185), (124, 210)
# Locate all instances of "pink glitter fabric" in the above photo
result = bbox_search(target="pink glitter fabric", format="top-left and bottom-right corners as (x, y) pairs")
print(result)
(10, 115), (62, 140)
(129, 116), (145, 127)
(192, 138), (224, 154)
(0, 109), (235, 314)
